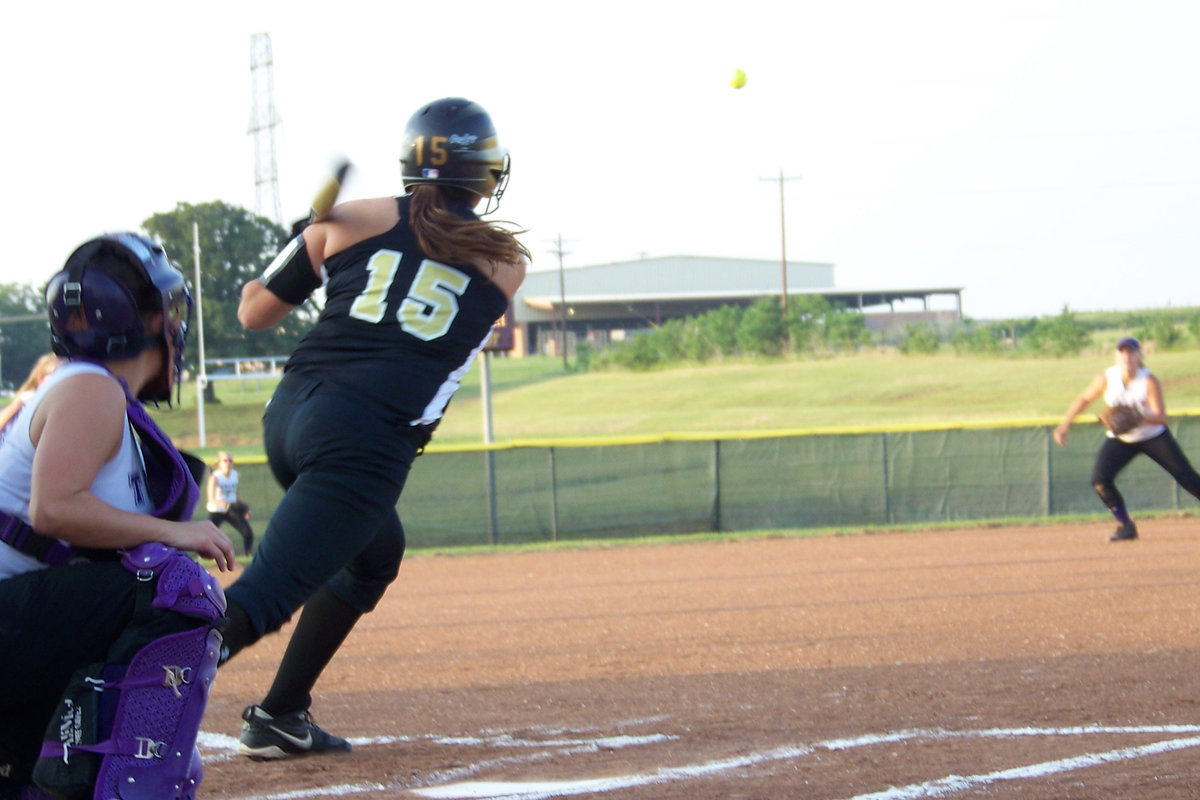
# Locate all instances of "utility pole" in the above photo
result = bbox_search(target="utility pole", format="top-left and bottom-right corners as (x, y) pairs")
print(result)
(547, 234), (571, 369)
(760, 169), (802, 315)
(193, 222), (207, 447)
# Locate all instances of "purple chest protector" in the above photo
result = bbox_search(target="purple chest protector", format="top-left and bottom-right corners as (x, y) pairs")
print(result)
(119, 382), (201, 523)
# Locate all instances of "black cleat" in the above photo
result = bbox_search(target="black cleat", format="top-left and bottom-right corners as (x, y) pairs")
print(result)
(238, 704), (351, 761)
(1109, 521), (1138, 541)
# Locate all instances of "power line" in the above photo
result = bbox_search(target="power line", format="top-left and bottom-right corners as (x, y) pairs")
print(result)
(547, 234), (572, 369)
(759, 169), (803, 315)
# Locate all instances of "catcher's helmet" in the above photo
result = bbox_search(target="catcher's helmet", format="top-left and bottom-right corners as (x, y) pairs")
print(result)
(47, 232), (192, 404)
(399, 97), (510, 213)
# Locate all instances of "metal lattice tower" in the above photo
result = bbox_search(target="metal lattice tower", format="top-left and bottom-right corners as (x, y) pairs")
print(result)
(249, 33), (282, 226)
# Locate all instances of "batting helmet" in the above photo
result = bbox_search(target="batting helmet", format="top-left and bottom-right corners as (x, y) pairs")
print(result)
(399, 97), (510, 213)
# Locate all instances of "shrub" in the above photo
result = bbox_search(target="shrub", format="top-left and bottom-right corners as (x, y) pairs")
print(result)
(679, 318), (712, 363)
(654, 318), (688, 362)
(573, 340), (593, 372)
(1136, 317), (1183, 351)
(609, 332), (661, 371)
(950, 323), (1002, 355)
(826, 305), (871, 352)
(736, 298), (784, 356)
(786, 295), (833, 353)
(899, 324), (940, 354)
(1026, 305), (1089, 356)
(702, 305), (742, 356)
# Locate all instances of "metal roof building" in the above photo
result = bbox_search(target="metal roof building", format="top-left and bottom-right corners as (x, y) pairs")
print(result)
(503, 255), (963, 356)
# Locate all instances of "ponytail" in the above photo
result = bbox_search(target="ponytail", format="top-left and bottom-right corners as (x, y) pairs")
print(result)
(408, 186), (530, 274)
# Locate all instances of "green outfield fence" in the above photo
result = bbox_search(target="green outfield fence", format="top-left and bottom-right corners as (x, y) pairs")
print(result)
(205, 414), (1200, 548)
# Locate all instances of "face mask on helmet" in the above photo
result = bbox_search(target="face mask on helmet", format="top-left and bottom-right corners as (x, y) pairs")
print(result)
(399, 97), (511, 215)
(47, 233), (192, 405)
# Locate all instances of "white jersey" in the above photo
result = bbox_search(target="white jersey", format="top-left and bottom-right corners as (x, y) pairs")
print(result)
(0, 362), (152, 579)
(1103, 364), (1167, 444)
(208, 469), (240, 512)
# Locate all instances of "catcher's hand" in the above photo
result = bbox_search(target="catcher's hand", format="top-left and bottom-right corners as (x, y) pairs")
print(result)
(1098, 404), (1142, 435)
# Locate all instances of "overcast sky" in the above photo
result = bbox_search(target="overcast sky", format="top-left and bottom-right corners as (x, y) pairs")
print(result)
(3, 0), (1197, 320)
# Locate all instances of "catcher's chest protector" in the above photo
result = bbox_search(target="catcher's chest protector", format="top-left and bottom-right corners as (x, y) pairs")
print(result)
(32, 545), (225, 800)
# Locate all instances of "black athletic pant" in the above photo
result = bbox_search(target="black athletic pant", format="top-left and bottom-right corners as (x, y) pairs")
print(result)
(1091, 429), (1200, 511)
(209, 503), (254, 555)
(222, 373), (421, 712)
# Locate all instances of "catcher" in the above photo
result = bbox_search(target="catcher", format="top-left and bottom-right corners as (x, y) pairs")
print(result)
(0, 234), (233, 800)
(1053, 336), (1200, 541)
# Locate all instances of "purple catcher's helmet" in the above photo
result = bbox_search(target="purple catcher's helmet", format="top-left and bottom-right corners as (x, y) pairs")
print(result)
(46, 233), (192, 404)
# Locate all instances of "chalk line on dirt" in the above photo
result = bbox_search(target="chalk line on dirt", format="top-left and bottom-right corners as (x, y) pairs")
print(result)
(206, 723), (1200, 800)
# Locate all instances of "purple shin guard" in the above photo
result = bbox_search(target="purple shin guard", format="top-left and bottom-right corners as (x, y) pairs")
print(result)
(33, 546), (225, 800)
(89, 626), (221, 800)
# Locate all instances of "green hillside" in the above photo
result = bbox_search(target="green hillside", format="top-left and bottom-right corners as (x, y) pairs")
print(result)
(152, 350), (1200, 459)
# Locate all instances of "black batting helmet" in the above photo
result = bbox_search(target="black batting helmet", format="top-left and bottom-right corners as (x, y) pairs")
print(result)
(399, 97), (510, 213)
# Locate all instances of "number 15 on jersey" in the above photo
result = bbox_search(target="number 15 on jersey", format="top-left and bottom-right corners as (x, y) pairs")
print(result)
(348, 249), (469, 342)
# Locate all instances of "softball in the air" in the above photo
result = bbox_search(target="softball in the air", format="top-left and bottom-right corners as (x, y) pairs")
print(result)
(731, 69), (747, 89)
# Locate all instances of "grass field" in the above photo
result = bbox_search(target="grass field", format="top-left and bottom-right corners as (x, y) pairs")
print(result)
(151, 349), (1200, 461)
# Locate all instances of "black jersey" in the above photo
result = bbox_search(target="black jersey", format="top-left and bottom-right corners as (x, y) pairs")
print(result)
(284, 196), (508, 427)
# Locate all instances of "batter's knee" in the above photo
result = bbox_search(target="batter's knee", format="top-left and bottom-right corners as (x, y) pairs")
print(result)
(330, 555), (401, 613)
(330, 520), (405, 613)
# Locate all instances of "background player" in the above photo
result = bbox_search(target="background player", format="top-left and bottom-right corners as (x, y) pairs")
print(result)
(207, 451), (254, 556)
(0, 353), (62, 442)
(218, 97), (529, 759)
(1053, 336), (1200, 540)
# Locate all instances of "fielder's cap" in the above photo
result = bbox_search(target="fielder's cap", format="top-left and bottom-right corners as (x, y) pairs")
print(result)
(1116, 336), (1141, 351)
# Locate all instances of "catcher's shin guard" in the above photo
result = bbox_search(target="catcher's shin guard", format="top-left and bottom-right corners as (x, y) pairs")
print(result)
(33, 546), (225, 800)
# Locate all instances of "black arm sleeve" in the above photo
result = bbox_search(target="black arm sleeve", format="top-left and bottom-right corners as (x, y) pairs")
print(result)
(260, 236), (321, 305)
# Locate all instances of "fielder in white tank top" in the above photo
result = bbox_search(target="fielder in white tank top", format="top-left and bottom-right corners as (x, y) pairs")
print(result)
(1054, 336), (1200, 542)
(1102, 364), (1167, 444)
(0, 362), (152, 578)
(208, 469), (240, 511)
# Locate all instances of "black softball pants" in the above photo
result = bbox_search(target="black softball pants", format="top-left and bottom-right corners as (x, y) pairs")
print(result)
(222, 373), (419, 658)
(1091, 429), (1200, 510)
(209, 504), (254, 555)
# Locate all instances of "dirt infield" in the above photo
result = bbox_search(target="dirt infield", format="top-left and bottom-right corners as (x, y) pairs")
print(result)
(197, 518), (1200, 799)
